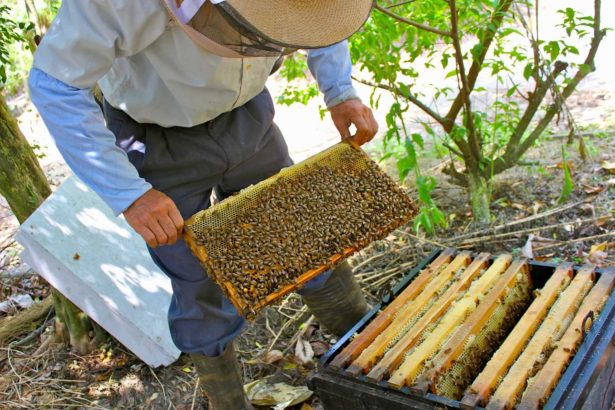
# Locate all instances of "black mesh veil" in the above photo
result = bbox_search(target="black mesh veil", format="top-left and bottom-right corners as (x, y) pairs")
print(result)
(189, 2), (295, 57)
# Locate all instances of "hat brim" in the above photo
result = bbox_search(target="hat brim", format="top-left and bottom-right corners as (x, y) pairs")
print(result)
(218, 0), (374, 49)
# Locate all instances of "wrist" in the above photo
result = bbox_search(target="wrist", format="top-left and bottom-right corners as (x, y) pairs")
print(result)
(326, 87), (361, 109)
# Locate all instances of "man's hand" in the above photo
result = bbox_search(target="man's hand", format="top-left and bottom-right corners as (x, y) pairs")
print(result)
(123, 189), (184, 248)
(329, 99), (378, 146)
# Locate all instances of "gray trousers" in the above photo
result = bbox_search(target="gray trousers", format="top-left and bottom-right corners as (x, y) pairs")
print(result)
(104, 89), (331, 356)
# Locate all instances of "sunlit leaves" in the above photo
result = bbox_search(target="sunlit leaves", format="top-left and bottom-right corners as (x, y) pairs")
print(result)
(413, 175), (447, 234)
(0, 5), (34, 84)
(276, 84), (319, 106)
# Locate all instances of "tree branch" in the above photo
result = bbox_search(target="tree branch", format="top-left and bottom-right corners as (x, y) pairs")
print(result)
(442, 163), (469, 187)
(352, 76), (451, 129)
(492, 60), (568, 171)
(489, 0), (605, 176)
(443, 0), (514, 131)
(443, 142), (464, 159)
(374, 4), (452, 37)
(352, 76), (474, 161)
(448, 0), (481, 165)
(386, 1), (417, 9)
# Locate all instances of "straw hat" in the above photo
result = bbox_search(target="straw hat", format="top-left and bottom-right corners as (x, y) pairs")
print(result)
(217, 0), (374, 48)
(171, 0), (374, 50)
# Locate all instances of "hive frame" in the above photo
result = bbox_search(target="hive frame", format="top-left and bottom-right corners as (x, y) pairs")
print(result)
(183, 142), (418, 317)
(461, 263), (574, 408)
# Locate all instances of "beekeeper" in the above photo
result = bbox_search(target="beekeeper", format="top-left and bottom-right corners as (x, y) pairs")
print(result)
(29, 1), (377, 408)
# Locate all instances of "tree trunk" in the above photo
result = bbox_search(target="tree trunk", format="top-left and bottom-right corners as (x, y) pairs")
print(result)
(467, 171), (491, 226)
(52, 292), (97, 354)
(0, 92), (97, 354)
(0, 93), (51, 221)
(23, 0), (44, 35)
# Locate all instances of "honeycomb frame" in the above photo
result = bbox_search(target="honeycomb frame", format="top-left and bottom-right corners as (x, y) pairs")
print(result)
(183, 142), (418, 318)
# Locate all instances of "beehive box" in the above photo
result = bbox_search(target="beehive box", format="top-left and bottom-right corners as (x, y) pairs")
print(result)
(183, 142), (418, 318)
(311, 249), (615, 410)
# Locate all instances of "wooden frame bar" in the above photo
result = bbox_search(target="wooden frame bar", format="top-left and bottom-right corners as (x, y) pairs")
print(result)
(517, 268), (615, 410)
(346, 251), (472, 376)
(461, 263), (573, 408)
(330, 248), (456, 370)
(409, 259), (529, 393)
(486, 266), (596, 410)
(368, 254), (513, 384)
(386, 257), (523, 389)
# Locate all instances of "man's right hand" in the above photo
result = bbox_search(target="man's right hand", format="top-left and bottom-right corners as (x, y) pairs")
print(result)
(123, 189), (184, 248)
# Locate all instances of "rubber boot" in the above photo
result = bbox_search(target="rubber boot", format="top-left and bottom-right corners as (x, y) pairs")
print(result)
(301, 261), (370, 337)
(190, 343), (253, 410)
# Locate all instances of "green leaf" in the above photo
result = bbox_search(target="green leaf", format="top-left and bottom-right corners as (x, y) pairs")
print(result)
(421, 122), (436, 137)
(397, 156), (415, 181)
(398, 83), (411, 97)
(441, 53), (450, 69)
(558, 145), (574, 203)
(431, 207), (446, 226)
(544, 41), (561, 61)
(416, 175), (435, 205)
(523, 63), (534, 80)
(318, 105), (327, 120)
(418, 211), (434, 234)
(283, 362), (297, 370)
(379, 151), (394, 163)
(411, 133), (424, 149)
(445, 69), (458, 79)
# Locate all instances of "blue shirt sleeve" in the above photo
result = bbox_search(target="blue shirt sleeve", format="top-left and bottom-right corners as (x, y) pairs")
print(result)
(307, 40), (361, 108)
(28, 67), (152, 215)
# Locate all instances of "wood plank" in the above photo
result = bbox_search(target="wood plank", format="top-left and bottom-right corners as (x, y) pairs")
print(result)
(461, 263), (573, 408)
(368, 254), (513, 383)
(517, 268), (615, 410)
(346, 251), (472, 376)
(330, 248), (457, 370)
(486, 266), (596, 410)
(409, 259), (529, 393)
(386, 257), (523, 389)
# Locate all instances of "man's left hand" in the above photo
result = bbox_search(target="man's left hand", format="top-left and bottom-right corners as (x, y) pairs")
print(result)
(329, 99), (378, 146)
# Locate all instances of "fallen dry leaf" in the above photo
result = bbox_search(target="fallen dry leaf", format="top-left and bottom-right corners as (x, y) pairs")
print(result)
(244, 376), (312, 410)
(595, 216), (611, 227)
(587, 242), (608, 267)
(511, 203), (527, 211)
(310, 340), (330, 357)
(553, 160), (575, 172)
(589, 242), (607, 254)
(263, 349), (284, 364)
(304, 324), (317, 339)
(295, 337), (314, 365)
(0, 294), (34, 313)
(581, 183), (604, 195)
(601, 160), (615, 174)
(587, 251), (608, 267)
